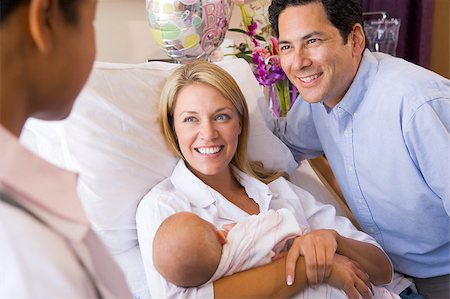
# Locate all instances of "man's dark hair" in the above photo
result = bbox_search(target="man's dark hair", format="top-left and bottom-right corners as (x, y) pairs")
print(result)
(1, 0), (81, 25)
(269, 0), (364, 45)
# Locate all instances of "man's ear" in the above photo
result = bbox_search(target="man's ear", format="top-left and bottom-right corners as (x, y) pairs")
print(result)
(350, 23), (366, 57)
(29, 0), (53, 53)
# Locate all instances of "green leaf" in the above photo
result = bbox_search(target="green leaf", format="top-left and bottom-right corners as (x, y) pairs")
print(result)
(228, 28), (248, 34)
(235, 53), (253, 63)
(254, 35), (266, 42)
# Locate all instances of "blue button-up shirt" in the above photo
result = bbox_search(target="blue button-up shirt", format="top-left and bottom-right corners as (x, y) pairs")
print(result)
(271, 50), (450, 277)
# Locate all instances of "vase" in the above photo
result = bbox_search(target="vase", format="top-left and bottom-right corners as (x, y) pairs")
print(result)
(264, 79), (292, 118)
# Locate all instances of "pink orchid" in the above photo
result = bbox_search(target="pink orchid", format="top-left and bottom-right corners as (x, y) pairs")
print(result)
(228, 0), (296, 117)
(253, 47), (270, 58)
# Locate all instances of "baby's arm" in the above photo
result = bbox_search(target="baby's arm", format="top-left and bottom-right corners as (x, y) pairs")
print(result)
(272, 214), (309, 256)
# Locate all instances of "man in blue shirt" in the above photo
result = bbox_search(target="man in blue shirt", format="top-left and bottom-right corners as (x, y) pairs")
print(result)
(267, 0), (449, 298)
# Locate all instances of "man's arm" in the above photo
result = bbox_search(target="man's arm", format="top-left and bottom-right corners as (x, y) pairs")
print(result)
(260, 96), (323, 161)
(404, 98), (450, 215)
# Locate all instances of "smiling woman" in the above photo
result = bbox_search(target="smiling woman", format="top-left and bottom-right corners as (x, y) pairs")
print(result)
(136, 60), (396, 299)
(173, 82), (242, 182)
(159, 61), (286, 186)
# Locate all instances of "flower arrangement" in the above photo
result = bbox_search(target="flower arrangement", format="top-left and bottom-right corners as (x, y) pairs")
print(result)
(227, 0), (296, 117)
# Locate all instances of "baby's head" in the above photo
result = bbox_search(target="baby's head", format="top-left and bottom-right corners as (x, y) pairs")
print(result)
(152, 212), (227, 287)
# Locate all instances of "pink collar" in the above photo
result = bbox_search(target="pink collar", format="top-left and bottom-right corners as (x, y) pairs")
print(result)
(0, 125), (89, 225)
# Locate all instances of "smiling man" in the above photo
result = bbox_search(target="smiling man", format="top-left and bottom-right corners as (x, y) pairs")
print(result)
(267, 1), (450, 298)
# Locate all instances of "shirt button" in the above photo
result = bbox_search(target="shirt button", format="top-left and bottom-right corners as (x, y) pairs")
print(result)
(353, 112), (359, 118)
(357, 198), (364, 204)
(348, 165), (353, 172)
(368, 228), (376, 233)
(344, 130), (350, 137)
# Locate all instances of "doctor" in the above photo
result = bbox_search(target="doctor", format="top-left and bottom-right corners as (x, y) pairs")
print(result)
(0, 0), (132, 297)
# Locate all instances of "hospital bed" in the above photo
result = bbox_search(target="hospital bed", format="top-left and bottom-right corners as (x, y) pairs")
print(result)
(20, 58), (356, 299)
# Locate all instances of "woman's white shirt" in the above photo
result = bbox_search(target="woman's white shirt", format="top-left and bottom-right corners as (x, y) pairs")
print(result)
(136, 159), (384, 299)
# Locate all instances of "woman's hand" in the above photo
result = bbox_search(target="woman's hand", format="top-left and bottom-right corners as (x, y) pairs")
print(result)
(326, 254), (373, 299)
(284, 229), (338, 285)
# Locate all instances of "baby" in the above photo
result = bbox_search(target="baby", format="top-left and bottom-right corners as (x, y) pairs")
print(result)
(152, 209), (400, 298)
(152, 211), (228, 287)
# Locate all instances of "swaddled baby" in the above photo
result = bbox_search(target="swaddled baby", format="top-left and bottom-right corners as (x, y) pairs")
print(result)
(152, 209), (400, 298)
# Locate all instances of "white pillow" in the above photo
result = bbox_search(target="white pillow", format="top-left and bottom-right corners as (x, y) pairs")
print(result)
(76, 58), (297, 238)
(21, 58), (297, 298)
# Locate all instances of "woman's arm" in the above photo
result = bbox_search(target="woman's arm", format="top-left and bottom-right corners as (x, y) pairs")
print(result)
(214, 251), (377, 299)
(281, 180), (393, 287)
(286, 229), (391, 286)
(213, 256), (307, 299)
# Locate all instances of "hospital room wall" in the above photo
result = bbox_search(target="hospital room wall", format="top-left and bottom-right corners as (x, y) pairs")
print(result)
(95, 0), (449, 78)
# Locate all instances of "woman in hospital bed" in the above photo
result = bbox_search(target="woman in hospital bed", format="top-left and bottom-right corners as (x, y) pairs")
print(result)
(136, 61), (394, 298)
(153, 210), (400, 298)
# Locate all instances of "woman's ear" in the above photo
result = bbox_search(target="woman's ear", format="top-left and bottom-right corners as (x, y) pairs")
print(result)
(350, 23), (366, 57)
(28, 0), (53, 53)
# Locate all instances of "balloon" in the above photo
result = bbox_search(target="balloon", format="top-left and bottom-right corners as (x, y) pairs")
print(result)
(146, 0), (233, 61)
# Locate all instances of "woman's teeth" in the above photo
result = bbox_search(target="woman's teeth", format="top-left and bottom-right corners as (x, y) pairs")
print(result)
(197, 146), (222, 154)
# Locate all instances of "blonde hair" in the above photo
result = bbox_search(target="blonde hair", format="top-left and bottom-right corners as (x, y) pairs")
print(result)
(159, 60), (286, 184)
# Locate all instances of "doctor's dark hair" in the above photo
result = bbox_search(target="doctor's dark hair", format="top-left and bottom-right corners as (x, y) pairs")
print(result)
(1, 0), (81, 24)
(159, 61), (286, 184)
(269, 0), (364, 45)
